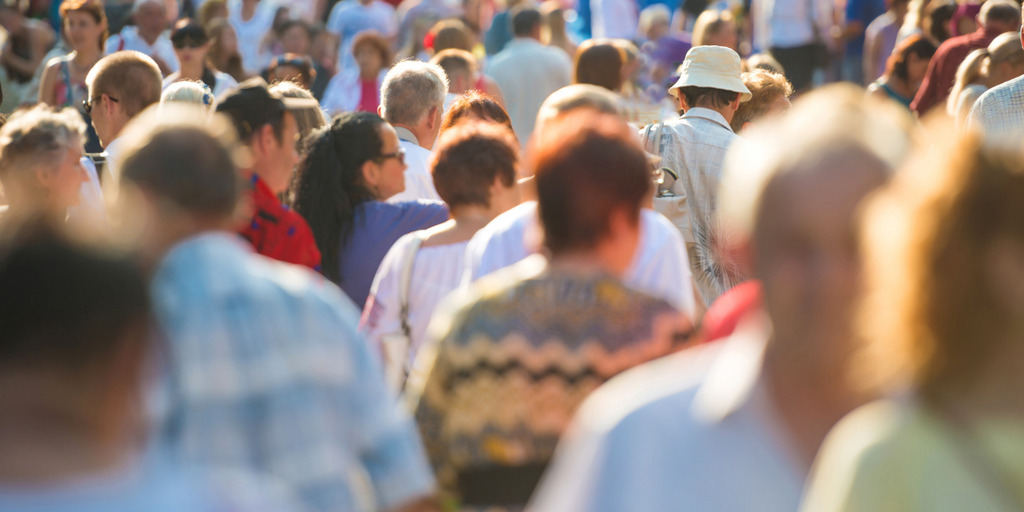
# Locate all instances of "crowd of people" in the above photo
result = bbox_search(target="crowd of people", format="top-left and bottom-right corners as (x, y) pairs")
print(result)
(3, 0), (1024, 511)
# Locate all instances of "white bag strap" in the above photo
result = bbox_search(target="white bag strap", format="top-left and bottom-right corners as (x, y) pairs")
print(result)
(398, 232), (427, 340)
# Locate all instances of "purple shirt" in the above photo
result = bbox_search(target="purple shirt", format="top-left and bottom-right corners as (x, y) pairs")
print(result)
(338, 200), (448, 308)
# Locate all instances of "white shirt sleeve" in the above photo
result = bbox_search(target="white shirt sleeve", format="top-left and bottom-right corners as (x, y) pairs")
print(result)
(625, 209), (698, 319)
(360, 233), (414, 389)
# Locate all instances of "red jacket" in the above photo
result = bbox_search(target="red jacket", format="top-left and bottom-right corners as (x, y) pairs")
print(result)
(238, 174), (322, 271)
(911, 27), (1001, 115)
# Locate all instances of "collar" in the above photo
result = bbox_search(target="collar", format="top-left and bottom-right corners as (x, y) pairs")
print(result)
(505, 37), (542, 48)
(246, 173), (280, 208)
(681, 107), (735, 133)
(393, 126), (421, 146)
(692, 312), (771, 423)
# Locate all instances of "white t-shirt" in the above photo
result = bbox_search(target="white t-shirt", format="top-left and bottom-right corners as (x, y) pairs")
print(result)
(105, 26), (179, 73)
(361, 235), (468, 383)
(227, 0), (276, 75)
(463, 201), (698, 318)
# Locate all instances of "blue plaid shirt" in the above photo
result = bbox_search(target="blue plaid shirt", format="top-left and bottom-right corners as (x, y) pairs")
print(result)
(150, 232), (435, 512)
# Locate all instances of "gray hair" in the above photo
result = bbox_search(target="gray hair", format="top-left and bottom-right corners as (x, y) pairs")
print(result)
(536, 84), (621, 126)
(379, 60), (449, 126)
(0, 105), (86, 186)
(639, 4), (671, 34)
(719, 84), (914, 242)
(161, 81), (215, 109)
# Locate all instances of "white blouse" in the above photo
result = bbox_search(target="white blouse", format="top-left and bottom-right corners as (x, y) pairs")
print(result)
(361, 233), (469, 382)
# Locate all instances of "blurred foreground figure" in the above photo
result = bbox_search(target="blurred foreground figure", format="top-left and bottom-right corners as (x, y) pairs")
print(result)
(803, 124), (1024, 511)
(407, 111), (693, 511)
(115, 107), (437, 512)
(0, 222), (297, 511)
(529, 86), (913, 512)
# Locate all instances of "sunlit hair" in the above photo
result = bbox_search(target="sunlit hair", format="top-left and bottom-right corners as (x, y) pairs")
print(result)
(440, 90), (513, 134)
(947, 32), (1024, 114)
(352, 30), (393, 68)
(883, 34), (937, 83)
(379, 60), (449, 126)
(428, 18), (473, 53)
(531, 111), (650, 255)
(60, 0), (108, 51)
(431, 121), (518, 209)
(720, 84), (914, 244)
(270, 80), (326, 150)
(0, 105), (85, 205)
(86, 51), (162, 118)
(161, 80), (214, 108)
(535, 83), (621, 134)
(573, 39), (625, 92)
(692, 9), (734, 47)
(730, 68), (792, 132)
(857, 124), (1024, 400)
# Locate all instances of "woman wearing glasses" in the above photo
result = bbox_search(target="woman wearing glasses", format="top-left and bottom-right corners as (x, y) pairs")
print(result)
(291, 112), (448, 307)
(38, 0), (106, 153)
(162, 19), (238, 99)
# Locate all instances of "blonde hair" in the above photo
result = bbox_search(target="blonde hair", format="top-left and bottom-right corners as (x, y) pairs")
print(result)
(731, 69), (793, 132)
(858, 123), (1024, 401)
(692, 9), (735, 47)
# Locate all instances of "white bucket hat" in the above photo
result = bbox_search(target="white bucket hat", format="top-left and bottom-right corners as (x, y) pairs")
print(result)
(669, 46), (752, 102)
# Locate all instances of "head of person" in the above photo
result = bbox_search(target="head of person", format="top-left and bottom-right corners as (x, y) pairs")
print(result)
(978, 0), (1021, 33)
(278, 19), (312, 56)
(858, 125), (1024, 404)
(428, 18), (473, 53)
(131, 0), (168, 38)
(511, 6), (543, 40)
(290, 112), (405, 282)
(170, 18), (211, 70)
(573, 40), (625, 92)
(440, 90), (514, 135)
(431, 48), (477, 94)
(534, 83), (621, 141)
(730, 69), (793, 133)
(983, 31), (1024, 86)
(160, 80), (214, 109)
(891, 0), (911, 18)
(539, 1), (569, 43)
(431, 121), (521, 218)
(0, 222), (150, 466)
(59, 0), (107, 54)
(270, 80), (326, 155)
(206, 18), (238, 64)
(924, 0), (955, 42)
(0, 106), (88, 216)
(268, 53), (316, 89)
(692, 9), (738, 52)
(638, 4), (671, 41)
(745, 52), (786, 76)
(85, 51), (162, 147)
(379, 60), (448, 150)
(669, 46), (751, 122)
(884, 34), (937, 87)
(216, 78), (318, 194)
(531, 110), (650, 275)
(197, 0), (227, 28)
(353, 30), (392, 80)
(718, 85), (913, 380)
(115, 105), (245, 260)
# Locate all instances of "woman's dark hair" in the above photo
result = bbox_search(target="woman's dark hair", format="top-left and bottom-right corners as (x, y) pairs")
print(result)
(573, 40), (625, 92)
(290, 112), (385, 283)
(886, 34), (938, 82)
(171, 18), (209, 47)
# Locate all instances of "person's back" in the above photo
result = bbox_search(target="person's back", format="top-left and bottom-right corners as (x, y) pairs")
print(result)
(487, 7), (571, 146)
(117, 107), (436, 512)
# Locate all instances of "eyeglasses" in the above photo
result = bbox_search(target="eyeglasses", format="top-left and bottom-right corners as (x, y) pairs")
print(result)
(376, 147), (405, 165)
(83, 94), (118, 116)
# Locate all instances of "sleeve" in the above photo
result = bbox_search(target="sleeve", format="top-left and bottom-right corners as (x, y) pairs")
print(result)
(327, 291), (437, 510)
(627, 210), (698, 320)
(911, 46), (944, 114)
(360, 234), (412, 382)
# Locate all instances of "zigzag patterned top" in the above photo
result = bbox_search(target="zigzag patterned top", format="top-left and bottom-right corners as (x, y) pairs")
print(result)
(405, 258), (694, 510)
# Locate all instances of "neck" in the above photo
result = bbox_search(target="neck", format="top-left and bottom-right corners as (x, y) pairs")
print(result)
(179, 61), (204, 80)
(762, 339), (864, 470)
(241, 1), (257, 18)
(547, 250), (621, 278)
(393, 124), (423, 147)
(936, 329), (1024, 422)
(360, 68), (380, 81)
(138, 29), (161, 46)
(0, 376), (129, 484)
(73, 46), (102, 65)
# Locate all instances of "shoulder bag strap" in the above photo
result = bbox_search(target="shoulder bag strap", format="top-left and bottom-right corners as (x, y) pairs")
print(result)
(398, 232), (427, 340)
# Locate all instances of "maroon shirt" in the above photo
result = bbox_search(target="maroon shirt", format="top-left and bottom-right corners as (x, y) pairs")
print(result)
(911, 27), (1002, 115)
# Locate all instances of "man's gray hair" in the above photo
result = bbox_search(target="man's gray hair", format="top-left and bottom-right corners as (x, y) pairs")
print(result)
(536, 84), (621, 126)
(379, 60), (449, 126)
(980, 0), (1020, 27)
(0, 105), (86, 180)
(719, 84), (914, 242)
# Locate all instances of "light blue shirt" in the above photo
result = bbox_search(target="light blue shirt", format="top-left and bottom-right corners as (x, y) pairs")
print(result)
(151, 232), (435, 512)
(530, 319), (805, 512)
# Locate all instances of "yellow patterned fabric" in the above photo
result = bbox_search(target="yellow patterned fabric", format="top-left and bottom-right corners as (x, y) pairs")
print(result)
(405, 258), (693, 510)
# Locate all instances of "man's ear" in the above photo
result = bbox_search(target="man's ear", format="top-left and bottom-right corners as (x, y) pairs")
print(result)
(425, 106), (440, 131)
(252, 123), (276, 157)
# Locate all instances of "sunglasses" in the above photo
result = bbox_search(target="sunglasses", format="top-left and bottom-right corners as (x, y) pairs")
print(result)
(376, 147), (406, 165)
(172, 38), (207, 49)
(83, 94), (118, 116)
